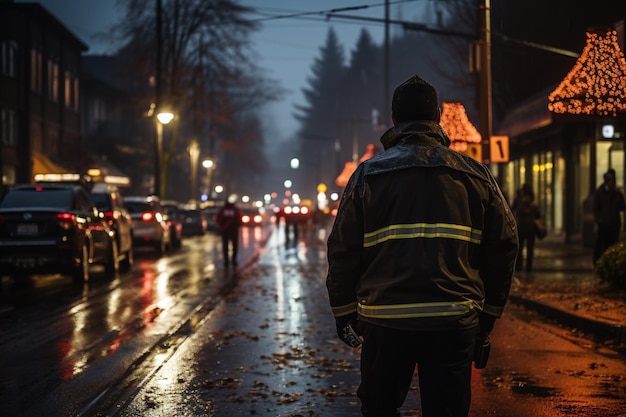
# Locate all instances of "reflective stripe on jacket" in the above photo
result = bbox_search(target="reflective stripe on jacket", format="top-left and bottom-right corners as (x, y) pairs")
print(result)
(326, 121), (518, 331)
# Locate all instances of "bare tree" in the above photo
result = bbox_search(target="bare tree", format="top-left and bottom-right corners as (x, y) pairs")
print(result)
(110, 0), (281, 199)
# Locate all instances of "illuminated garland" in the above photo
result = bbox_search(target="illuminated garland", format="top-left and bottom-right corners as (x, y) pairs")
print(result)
(439, 102), (481, 152)
(548, 29), (626, 116)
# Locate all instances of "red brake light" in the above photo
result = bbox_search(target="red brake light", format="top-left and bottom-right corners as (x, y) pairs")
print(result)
(103, 211), (120, 220)
(35, 186), (43, 191)
(141, 212), (154, 222)
(56, 213), (74, 221)
(56, 212), (76, 229)
(242, 215), (251, 224)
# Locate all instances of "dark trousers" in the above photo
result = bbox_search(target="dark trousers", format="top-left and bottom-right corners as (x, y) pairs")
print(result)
(593, 224), (620, 265)
(358, 323), (476, 417)
(221, 230), (238, 265)
(516, 231), (536, 272)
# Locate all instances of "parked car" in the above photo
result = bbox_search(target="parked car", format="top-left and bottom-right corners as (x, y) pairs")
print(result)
(204, 206), (220, 232)
(0, 183), (119, 283)
(124, 195), (171, 255)
(160, 200), (183, 249)
(181, 208), (208, 236)
(90, 182), (134, 270)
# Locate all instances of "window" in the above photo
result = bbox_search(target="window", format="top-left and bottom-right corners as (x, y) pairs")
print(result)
(1, 108), (18, 146)
(30, 48), (42, 92)
(47, 59), (59, 102)
(74, 77), (79, 110)
(64, 70), (72, 108)
(1, 40), (18, 78)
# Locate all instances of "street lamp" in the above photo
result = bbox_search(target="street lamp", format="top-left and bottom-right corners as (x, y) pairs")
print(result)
(154, 111), (174, 197)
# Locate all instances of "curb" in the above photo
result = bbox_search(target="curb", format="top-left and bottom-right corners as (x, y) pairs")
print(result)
(508, 294), (626, 344)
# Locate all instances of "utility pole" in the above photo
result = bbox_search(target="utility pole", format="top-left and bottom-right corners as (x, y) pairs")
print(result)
(154, 0), (163, 197)
(478, 0), (492, 167)
(383, 0), (390, 120)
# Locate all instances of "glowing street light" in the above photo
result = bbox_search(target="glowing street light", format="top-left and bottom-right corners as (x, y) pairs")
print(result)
(154, 110), (175, 197)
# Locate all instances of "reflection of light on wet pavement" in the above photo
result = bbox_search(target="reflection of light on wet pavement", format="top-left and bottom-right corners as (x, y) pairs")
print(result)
(241, 227), (250, 248)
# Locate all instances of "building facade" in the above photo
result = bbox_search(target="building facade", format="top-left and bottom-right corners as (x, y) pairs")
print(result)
(496, 24), (626, 246)
(0, 2), (87, 192)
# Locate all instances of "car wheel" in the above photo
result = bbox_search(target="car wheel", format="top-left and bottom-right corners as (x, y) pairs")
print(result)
(105, 240), (120, 276)
(121, 244), (134, 271)
(72, 244), (90, 284)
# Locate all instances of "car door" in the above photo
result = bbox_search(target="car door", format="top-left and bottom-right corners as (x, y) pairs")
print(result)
(77, 190), (110, 262)
(114, 192), (133, 253)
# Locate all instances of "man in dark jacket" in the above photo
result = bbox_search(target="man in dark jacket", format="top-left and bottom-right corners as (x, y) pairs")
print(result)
(326, 75), (518, 417)
(593, 169), (626, 265)
(215, 195), (242, 268)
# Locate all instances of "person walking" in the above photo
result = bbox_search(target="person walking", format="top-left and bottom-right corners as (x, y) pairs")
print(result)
(326, 75), (518, 417)
(593, 168), (625, 265)
(215, 195), (242, 268)
(512, 183), (541, 272)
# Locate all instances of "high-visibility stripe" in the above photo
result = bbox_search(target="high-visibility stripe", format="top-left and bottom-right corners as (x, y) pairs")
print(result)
(358, 300), (477, 319)
(482, 303), (505, 317)
(331, 301), (358, 317)
(363, 223), (481, 247)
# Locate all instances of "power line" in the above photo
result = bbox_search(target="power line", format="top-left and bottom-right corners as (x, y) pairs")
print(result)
(246, 0), (422, 23)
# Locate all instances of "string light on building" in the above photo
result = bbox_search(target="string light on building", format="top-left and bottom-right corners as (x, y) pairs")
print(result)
(548, 28), (626, 117)
(439, 102), (482, 152)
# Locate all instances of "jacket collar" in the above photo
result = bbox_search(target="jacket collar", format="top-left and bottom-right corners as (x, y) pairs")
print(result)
(380, 120), (451, 150)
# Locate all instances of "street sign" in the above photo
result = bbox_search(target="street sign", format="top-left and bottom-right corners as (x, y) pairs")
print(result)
(465, 143), (482, 162)
(490, 136), (510, 163)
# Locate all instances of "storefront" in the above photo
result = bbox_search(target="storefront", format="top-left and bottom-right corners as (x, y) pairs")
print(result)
(497, 28), (626, 245)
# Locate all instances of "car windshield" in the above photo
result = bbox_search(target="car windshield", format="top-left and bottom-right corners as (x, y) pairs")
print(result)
(183, 210), (202, 220)
(126, 201), (153, 213)
(0, 188), (74, 209)
(90, 193), (111, 210)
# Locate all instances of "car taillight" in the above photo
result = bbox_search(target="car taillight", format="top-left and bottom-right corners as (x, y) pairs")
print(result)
(253, 214), (263, 224)
(56, 212), (76, 229)
(142, 212), (155, 222)
(103, 211), (120, 220)
(242, 215), (251, 224)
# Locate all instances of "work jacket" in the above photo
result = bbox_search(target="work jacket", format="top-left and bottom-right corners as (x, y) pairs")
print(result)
(326, 120), (519, 331)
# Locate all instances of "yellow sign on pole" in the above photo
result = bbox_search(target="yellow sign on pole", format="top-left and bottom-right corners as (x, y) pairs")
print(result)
(465, 143), (482, 162)
(490, 136), (509, 163)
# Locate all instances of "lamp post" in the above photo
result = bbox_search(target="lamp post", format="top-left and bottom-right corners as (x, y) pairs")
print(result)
(202, 158), (214, 200)
(154, 111), (174, 197)
(188, 140), (199, 205)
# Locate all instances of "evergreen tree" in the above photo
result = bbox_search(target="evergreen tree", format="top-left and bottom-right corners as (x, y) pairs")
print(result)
(293, 27), (346, 199)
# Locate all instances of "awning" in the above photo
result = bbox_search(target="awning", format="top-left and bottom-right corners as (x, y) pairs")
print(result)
(32, 151), (71, 179)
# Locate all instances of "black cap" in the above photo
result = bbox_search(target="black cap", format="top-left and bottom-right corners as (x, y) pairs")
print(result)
(392, 75), (439, 123)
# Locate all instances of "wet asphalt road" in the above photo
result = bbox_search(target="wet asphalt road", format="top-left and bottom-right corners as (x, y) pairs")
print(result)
(105, 223), (626, 417)
(1, 221), (626, 416)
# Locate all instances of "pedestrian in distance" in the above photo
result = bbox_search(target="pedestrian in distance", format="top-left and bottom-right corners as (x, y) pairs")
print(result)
(511, 183), (542, 273)
(593, 168), (626, 265)
(326, 75), (519, 417)
(215, 195), (242, 268)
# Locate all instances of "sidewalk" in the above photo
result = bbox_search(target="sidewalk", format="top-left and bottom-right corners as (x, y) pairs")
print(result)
(508, 234), (626, 345)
